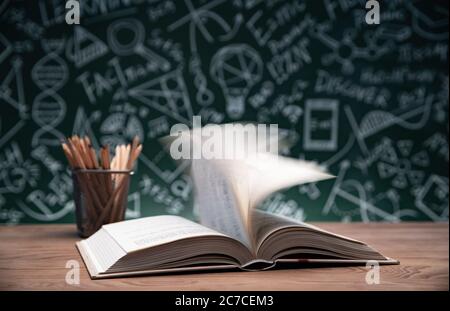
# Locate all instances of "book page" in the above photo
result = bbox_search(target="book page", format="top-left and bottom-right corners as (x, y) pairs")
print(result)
(102, 215), (227, 253)
(252, 210), (365, 251)
(246, 153), (334, 209)
(251, 210), (303, 248)
(192, 159), (251, 248)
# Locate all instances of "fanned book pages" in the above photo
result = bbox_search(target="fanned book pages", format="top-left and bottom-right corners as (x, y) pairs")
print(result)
(77, 125), (399, 279)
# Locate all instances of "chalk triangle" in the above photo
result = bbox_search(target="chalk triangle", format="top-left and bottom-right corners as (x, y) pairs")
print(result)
(128, 70), (193, 124)
(0, 58), (25, 115)
(69, 26), (108, 68)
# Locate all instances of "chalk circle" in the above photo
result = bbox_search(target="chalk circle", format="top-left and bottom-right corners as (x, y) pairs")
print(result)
(108, 19), (145, 56)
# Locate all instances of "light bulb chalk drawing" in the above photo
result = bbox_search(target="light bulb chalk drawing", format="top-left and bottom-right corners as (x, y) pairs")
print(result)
(107, 18), (170, 72)
(210, 44), (263, 119)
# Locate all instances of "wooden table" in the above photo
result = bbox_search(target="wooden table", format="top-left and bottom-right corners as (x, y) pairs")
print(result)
(0, 223), (448, 290)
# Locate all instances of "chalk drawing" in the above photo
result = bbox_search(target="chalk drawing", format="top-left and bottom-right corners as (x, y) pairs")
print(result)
(107, 18), (170, 71)
(344, 97), (433, 156)
(415, 175), (449, 221)
(128, 70), (193, 124)
(66, 26), (109, 68)
(72, 106), (102, 149)
(31, 92), (66, 146)
(31, 40), (68, 147)
(311, 26), (390, 75)
(0, 57), (27, 117)
(18, 199), (74, 222)
(147, 115), (170, 139)
(303, 99), (339, 151)
(140, 150), (190, 184)
(374, 138), (428, 190)
(0, 142), (40, 195)
(168, 0), (242, 45)
(323, 161), (400, 222)
(100, 112), (144, 147)
(210, 44), (263, 119)
(406, 1), (449, 41)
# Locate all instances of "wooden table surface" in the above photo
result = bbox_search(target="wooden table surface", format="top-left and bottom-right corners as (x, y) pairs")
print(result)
(0, 223), (448, 291)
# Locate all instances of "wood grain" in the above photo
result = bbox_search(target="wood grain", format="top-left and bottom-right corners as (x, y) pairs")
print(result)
(0, 223), (447, 291)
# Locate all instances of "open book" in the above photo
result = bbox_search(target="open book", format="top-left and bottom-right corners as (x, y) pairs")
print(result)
(77, 125), (398, 278)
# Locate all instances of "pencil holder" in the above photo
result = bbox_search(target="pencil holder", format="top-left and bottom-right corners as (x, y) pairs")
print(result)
(72, 169), (133, 237)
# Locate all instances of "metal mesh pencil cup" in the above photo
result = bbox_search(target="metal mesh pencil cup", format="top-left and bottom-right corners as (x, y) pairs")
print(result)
(72, 169), (133, 238)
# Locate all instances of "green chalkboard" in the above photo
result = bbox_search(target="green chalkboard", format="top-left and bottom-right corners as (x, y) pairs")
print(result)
(0, 0), (448, 224)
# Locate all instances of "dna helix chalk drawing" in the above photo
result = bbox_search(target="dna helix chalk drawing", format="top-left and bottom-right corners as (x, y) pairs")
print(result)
(31, 39), (68, 147)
